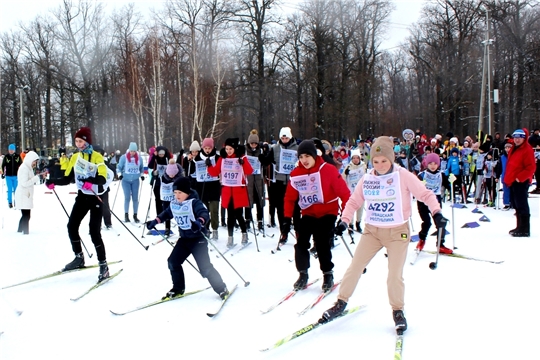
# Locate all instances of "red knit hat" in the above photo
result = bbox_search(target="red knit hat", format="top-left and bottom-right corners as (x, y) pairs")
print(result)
(75, 127), (92, 145)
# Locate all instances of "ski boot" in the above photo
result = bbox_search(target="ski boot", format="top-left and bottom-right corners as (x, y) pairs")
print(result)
(279, 233), (288, 245)
(133, 214), (140, 223)
(319, 299), (347, 324)
(227, 236), (235, 248)
(293, 271), (309, 290)
(416, 239), (426, 251)
(212, 230), (219, 241)
(355, 221), (362, 233)
(258, 220), (263, 231)
(162, 288), (185, 300)
(124, 213), (130, 222)
(322, 271), (334, 291)
(241, 232), (248, 245)
(439, 245), (453, 254)
(63, 252), (85, 271)
(98, 261), (109, 282)
(393, 310), (408, 333)
(219, 287), (229, 300)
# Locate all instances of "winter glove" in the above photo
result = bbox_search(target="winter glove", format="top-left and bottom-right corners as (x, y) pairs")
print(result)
(236, 144), (246, 158)
(82, 182), (93, 191)
(219, 148), (227, 159)
(153, 170), (158, 176)
(1, 174), (5, 179)
(433, 212), (448, 229)
(281, 217), (292, 236)
(191, 219), (203, 233)
(344, 168), (350, 175)
(205, 158), (212, 167)
(262, 143), (270, 153)
(140, 176), (145, 181)
(45, 180), (55, 190)
(334, 221), (348, 236)
(146, 219), (159, 230)
(238, 157), (244, 165)
(118, 175), (123, 180)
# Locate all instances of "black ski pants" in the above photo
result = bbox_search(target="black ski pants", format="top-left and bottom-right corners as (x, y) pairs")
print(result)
(294, 214), (336, 274)
(18, 209), (31, 234)
(417, 196), (446, 246)
(68, 192), (106, 261)
(167, 236), (226, 295)
(510, 180), (530, 215)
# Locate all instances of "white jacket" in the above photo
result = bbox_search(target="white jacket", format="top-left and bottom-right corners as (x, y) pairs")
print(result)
(14, 151), (40, 210)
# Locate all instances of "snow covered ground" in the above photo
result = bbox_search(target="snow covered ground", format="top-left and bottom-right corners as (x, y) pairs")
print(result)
(0, 179), (538, 360)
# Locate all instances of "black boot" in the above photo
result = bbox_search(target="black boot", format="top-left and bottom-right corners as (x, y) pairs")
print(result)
(356, 221), (362, 233)
(279, 233), (288, 245)
(98, 261), (109, 282)
(320, 299), (347, 323)
(322, 271), (334, 291)
(219, 287), (229, 300)
(63, 252), (85, 271)
(293, 271), (308, 290)
(509, 214), (521, 235)
(133, 214), (140, 223)
(258, 220), (263, 231)
(512, 214), (530, 237)
(162, 288), (185, 300)
(125, 213), (130, 222)
(393, 310), (408, 333)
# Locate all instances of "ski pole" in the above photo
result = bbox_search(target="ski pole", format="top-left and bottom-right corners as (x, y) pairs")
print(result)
(52, 188), (93, 258)
(429, 227), (444, 270)
(112, 179), (121, 211)
(151, 226), (200, 274)
(245, 173), (260, 252)
(339, 235), (354, 258)
(141, 180), (156, 239)
(91, 190), (149, 251)
(449, 174), (457, 249)
(201, 232), (250, 287)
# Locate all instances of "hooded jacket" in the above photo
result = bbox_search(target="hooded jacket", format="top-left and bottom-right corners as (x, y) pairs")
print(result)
(504, 129), (536, 187)
(14, 151), (40, 210)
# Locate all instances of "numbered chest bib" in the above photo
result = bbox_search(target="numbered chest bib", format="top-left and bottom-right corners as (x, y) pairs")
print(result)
(290, 164), (325, 210)
(423, 171), (442, 195)
(170, 199), (196, 230)
(346, 168), (363, 192)
(156, 164), (167, 178)
(221, 158), (244, 187)
(278, 149), (297, 174)
(195, 159), (219, 182)
(125, 157), (140, 175)
(246, 155), (261, 175)
(160, 181), (175, 201)
(74, 155), (102, 195)
(363, 170), (405, 226)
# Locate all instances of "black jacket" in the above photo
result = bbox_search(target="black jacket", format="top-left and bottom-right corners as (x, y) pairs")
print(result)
(2, 153), (22, 176)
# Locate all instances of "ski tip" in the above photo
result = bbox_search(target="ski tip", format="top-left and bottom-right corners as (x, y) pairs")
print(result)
(109, 310), (123, 316)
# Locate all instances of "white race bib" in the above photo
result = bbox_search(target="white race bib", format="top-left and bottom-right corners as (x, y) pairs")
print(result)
(290, 164), (325, 210)
(278, 149), (297, 174)
(160, 181), (175, 201)
(346, 168), (363, 193)
(170, 199), (196, 230)
(195, 159), (219, 182)
(74, 155), (103, 195)
(363, 169), (404, 226)
(246, 155), (261, 175)
(221, 158), (244, 187)
(125, 156), (140, 175)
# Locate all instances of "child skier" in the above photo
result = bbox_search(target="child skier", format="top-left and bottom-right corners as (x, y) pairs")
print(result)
(146, 176), (229, 300)
(319, 136), (447, 333)
(342, 149), (366, 232)
(416, 153), (452, 254)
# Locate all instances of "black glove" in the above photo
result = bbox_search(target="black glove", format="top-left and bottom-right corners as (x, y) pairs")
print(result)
(219, 148), (227, 159)
(262, 143), (270, 153)
(118, 175), (123, 180)
(281, 217), (291, 235)
(146, 219), (159, 230)
(205, 158), (212, 166)
(236, 144), (246, 158)
(433, 212), (448, 229)
(140, 176), (145, 181)
(191, 219), (203, 233)
(1, 174), (5, 179)
(238, 157), (244, 165)
(334, 221), (348, 236)
(344, 168), (350, 175)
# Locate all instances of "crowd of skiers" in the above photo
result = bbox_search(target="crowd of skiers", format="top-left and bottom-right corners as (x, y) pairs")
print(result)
(1, 125), (538, 335)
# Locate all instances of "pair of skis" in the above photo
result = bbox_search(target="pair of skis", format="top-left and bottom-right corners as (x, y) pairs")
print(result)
(110, 284), (238, 317)
(410, 249), (504, 266)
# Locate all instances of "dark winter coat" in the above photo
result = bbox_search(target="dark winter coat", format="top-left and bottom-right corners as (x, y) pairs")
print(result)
(245, 144), (265, 207)
(194, 148), (221, 202)
(259, 137), (299, 183)
(156, 190), (209, 239)
(1, 153), (22, 176)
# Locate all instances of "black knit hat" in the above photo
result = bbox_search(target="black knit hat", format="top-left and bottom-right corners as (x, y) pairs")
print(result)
(297, 140), (317, 158)
(173, 177), (191, 194)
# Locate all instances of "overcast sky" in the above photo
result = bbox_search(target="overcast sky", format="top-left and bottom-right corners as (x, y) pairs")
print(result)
(0, 0), (426, 51)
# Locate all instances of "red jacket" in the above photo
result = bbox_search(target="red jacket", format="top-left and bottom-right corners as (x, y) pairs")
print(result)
(207, 154), (253, 209)
(284, 156), (350, 218)
(504, 129), (536, 187)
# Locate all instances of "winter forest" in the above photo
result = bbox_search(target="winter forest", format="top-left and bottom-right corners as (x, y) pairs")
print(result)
(1, 0), (539, 154)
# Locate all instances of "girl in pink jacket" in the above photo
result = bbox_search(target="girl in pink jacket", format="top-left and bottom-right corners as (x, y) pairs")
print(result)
(319, 136), (447, 335)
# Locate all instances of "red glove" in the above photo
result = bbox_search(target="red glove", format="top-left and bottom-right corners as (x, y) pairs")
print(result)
(82, 182), (93, 190)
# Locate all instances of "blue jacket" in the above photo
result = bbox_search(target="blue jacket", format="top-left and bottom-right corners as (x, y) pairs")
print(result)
(156, 191), (209, 239)
(445, 154), (461, 176)
(117, 152), (144, 181)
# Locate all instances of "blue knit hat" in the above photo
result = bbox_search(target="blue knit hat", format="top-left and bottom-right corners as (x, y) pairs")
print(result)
(512, 129), (526, 139)
(128, 142), (138, 151)
(8, 144), (15, 151)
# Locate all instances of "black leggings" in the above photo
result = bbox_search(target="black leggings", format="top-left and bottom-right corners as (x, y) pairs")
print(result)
(227, 198), (246, 236)
(68, 193), (106, 261)
(18, 209), (31, 234)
